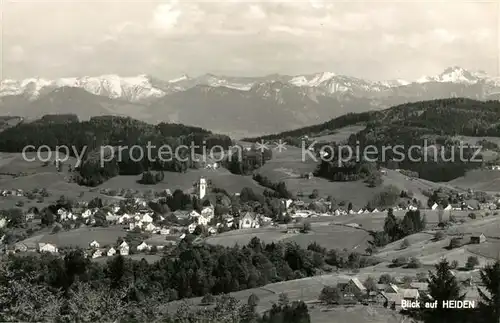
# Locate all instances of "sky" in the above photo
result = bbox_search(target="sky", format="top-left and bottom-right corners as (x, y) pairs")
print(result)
(1, 0), (498, 81)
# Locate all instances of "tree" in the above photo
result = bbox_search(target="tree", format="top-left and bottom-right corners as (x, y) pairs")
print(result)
(478, 260), (500, 323)
(363, 276), (377, 292)
(201, 293), (216, 305)
(401, 238), (411, 249)
(434, 231), (445, 241)
(379, 274), (394, 284)
(383, 208), (399, 241)
(247, 293), (260, 307)
(407, 257), (422, 269)
(425, 258), (466, 323)
(277, 292), (289, 307)
(319, 286), (343, 304)
(465, 256), (479, 270)
(301, 222), (311, 233)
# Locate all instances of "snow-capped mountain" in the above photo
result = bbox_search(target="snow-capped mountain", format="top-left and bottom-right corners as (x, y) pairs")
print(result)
(3, 66), (496, 103)
(416, 66), (491, 84)
(0, 75), (165, 102)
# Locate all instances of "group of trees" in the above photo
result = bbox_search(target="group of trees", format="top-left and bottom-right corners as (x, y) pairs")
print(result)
(314, 160), (383, 185)
(0, 236), (381, 322)
(224, 146), (272, 175)
(0, 116), (232, 186)
(369, 209), (426, 250)
(253, 174), (293, 199)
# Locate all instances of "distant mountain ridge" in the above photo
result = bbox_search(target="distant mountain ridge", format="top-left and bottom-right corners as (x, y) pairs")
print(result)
(2, 66), (500, 138)
(2, 66), (498, 102)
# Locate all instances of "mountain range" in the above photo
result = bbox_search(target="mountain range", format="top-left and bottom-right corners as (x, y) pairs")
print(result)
(1, 66), (499, 138)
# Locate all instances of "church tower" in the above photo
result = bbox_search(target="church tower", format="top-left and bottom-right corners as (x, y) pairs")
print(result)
(198, 177), (206, 199)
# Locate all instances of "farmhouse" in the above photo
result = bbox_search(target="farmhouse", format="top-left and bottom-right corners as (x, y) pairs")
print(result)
(338, 278), (367, 301)
(107, 247), (116, 257)
(188, 222), (197, 233)
(238, 212), (259, 229)
(38, 243), (58, 253)
(89, 240), (100, 248)
(470, 233), (486, 244)
(137, 241), (150, 252)
(119, 241), (129, 256)
(92, 249), (103, 258)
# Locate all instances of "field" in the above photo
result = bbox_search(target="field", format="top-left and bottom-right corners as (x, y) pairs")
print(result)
(21, 225), (128, 249)
(255, 142), (448, 208)
(310, 125), (366, 144)
(98, 168), (266, 195)
(447, 169), (500, 192)
(205, 224), (371, 251)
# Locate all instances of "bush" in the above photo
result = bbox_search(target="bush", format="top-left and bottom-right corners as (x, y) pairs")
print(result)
(434, 231), (445, 241)
(468, 213), (476, 219)
(465, 256), (479, 270)
(379, 274), (394, 284)
(450, 260), (459, 269)
(201, 293), (216, 305)
(449, 237), (463, 249)
(391, 256), (408, 267)
(406, 257), (421, 268)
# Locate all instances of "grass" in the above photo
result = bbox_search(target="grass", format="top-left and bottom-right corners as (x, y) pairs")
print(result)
(448, 169), (500, 192)
(23, 225), (128, 249)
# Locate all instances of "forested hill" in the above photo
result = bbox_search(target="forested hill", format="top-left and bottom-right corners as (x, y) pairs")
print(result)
(246, 98), (500, 141)
(0, 115), (233, 186)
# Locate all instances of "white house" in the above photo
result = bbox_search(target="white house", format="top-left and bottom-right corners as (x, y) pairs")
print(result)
(431, 203), (439, 210)
(188, 222), (197, 233)
(118, 214), (131, 224)
(159, 228), (170, 235)
(0, 218), (7, 229)
(444, 204), (452, 211)
(89, 240), (100, 248)
(141, 214), (154, 224)
(239, 212), (259, 229)
(107, 247), (116, 257)
(137, 241), (150, 252)
(82, 209), (93, 219)
(119, 241), (129, 256)
(38, 243), (58, 253)
(208, 227), (217, 235)
(189, 210), (201, 218)
(92, 249), (103, 258)
(144, 223), (157, 232)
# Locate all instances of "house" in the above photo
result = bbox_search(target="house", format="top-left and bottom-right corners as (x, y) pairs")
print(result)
(470, 233), (486, 244)
(188, 222), (197, 233)
(141, 214), (154, 223)
(92, 249), (103, 258)
(107, 247), (116, 257)
(144, 223), (157, 232)
(444, 204), (452, 211)
(189, 210), (201, 218)
(208, 227), (217, 235)
(137, 241), (150, 252)
(286, 223), (302, 234)
(159, 228), (170, 235)
(338, 278), (367, 301)
(26, 207), (38, 221)
(119, 241), (129, 256)
(238, 212), (259, 229)
(118, 214), (131, 224)
(0, 218), (6, 229)
(401, 288), (420, 301)
(38, 243), (58, 253)
(431, 203), (439, 210)
(173, 210), (190, 220)
(198, 206), (214, 226)
(89, 240), (100, 248)
(14, 242), (28, 253)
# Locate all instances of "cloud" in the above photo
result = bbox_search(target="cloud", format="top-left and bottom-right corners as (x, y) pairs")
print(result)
(1, 0), (497, 80)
